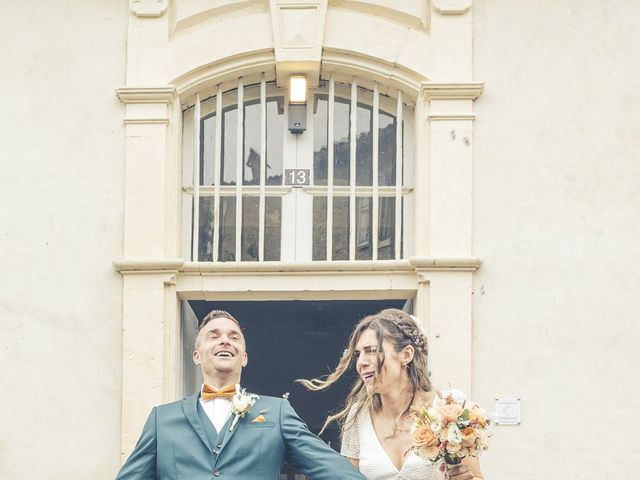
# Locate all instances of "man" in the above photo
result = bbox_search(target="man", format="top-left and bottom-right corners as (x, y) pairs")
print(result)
(116, 309), (365, 479)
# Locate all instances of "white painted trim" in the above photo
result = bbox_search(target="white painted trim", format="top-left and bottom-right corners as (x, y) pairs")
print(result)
(213, 85), (223, 262)
(117, 86), (176, 104)
(326, 76), (335, 260)
(123, 118), (170, 125)
(394, 91), (403, 259)
(372, 83), (379, 261)
(322, 48), (425, 101)
(191, 94), (201, 261)
(420, 82), (484, 101)
(258, 75), (267, 262)
(235, 80), (244, 261)
(428, 114), (476, 121)
(113, 259), (185, 272)
(303, 186), (413, 196)
(184, 185), (292, 196)
(349, 80), (357, 260)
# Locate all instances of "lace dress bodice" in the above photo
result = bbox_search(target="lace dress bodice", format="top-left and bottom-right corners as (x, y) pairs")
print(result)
(340, 405), (445, 480)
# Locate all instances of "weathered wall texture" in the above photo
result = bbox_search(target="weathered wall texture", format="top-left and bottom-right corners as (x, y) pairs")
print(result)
(0, 1), (128, 478)
(472, 1), (640, 478)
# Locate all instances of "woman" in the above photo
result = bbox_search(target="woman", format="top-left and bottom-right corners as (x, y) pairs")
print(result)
(300, 309), (484, 480)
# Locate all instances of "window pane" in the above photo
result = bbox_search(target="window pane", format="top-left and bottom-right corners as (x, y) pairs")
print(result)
(333, 98), (350, 186)
(198, 196), (215, 261)
(200, 113), (216, 186)
(378, 110), (396, 186)
(313, 94), (328, 186)
(221, 105), (238, 185)
(356, 197), (372, 260)
(241, 196), (259, 261)
(265, 197), (282, 261)
(332, 197), (350, 260)
(378, 197), (395, 260)
(356, 99), (373, 186)
(218, 197), (236, 261)
(243, 99), (261, 185)
(266, 97), (284, 185)
(312, 196), (327, 260)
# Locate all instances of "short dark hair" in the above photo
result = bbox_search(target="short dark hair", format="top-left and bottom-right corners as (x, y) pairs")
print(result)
(195, 310), (243, 347)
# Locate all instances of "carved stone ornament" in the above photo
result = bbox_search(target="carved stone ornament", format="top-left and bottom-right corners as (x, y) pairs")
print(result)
(129, 0), (168, 18)
(433, 0), (472, 15)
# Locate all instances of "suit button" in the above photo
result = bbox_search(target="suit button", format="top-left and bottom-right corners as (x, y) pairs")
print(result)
(216, 443), (223, 449)
(213, 469), (221, 477)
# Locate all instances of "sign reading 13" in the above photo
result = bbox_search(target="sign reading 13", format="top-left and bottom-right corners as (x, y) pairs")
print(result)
(284, 169), (311, 187)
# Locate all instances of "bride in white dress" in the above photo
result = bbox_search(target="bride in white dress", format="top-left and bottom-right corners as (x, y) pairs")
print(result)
(300, 309), (484, 480)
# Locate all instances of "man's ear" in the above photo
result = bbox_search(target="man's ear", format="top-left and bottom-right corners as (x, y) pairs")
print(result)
(193, 350), (201, 365)
(242, 352), (248, 368)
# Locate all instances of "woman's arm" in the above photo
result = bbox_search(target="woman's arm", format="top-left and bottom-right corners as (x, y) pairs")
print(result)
(345, 457), (359, 470)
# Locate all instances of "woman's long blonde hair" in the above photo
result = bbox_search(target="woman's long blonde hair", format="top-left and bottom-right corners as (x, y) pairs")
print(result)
(298, 308), (432, 434)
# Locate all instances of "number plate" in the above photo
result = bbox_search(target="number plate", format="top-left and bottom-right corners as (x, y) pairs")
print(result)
(284, 169), (310, 187)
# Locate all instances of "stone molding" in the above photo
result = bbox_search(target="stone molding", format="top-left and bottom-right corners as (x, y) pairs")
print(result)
(427, 113), (476, 121)
(113, 258), (480, 274)
(129, 0), (168, 18)
(123, 117), (170, 125)
(270, 0), (328, 86)
(116, 86), (177, 104)
(421, 81), (484, 101)
(113, 259), (185, 273)
(322, 48), (426, 100)
(432, 0), (472, 15)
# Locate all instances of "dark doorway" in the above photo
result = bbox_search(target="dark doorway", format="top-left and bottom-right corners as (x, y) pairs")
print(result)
(184, 299), (409, 478)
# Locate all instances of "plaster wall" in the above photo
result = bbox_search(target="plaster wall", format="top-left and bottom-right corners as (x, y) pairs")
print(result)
(0, 1), (128, 478)
(472, 1), (640, 478)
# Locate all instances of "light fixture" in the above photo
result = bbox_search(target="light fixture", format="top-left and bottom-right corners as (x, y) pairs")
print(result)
(289, 76), (307, 103)
(288, 75), (307, 134)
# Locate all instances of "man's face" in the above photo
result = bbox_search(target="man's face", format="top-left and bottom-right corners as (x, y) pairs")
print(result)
(193, 316), (248, 381)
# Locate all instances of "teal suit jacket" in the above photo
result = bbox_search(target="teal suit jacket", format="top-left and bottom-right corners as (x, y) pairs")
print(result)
(116, 393), (365, 479)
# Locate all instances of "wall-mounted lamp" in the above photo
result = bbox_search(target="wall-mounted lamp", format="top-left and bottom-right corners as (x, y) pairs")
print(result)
(288, 75), (307, 134)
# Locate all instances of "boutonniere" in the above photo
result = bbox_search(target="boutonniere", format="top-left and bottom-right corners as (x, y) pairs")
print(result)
(230, 389), (259, 431)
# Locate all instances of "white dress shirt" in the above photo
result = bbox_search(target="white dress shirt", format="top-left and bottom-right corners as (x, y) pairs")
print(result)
(199, 384), (239, 432)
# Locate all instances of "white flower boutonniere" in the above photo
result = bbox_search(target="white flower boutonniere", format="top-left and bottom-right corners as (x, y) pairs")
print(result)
(230, 389), (259, 431)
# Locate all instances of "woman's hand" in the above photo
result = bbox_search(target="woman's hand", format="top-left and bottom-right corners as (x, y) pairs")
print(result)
(446, 463), (475, 480)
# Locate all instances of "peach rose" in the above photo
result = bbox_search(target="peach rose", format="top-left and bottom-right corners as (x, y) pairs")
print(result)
(446, 441), (461, 454)
(419, 445), (441, 461)
(441, 404), (463, 423)
(414, 425), (438, 447)
(460, 427), (476, 447)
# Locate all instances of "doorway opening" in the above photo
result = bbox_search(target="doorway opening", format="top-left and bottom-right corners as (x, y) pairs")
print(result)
(181, 298), (411, 478)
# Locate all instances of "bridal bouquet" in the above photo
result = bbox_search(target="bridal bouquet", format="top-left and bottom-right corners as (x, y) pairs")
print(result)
(411, 391), (491, 466)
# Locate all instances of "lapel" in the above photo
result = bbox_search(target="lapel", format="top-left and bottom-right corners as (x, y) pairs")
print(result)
(217, 409), (239, 454)
(181, 393), (213, 454)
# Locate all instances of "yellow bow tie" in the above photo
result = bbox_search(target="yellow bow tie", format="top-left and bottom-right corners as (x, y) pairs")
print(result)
(201, 384), (236, 401)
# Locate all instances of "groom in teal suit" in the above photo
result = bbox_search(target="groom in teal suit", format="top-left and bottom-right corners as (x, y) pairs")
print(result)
(116, 309), (364, 480)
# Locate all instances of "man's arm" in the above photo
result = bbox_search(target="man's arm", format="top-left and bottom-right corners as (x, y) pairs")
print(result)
(115, 408), (157, 480)
(279, 400), (365, 480)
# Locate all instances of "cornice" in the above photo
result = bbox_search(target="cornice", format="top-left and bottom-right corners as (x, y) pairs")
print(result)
(409, 257), (482, 271)
(123, 118), (170, 125)
(322, 48), (426, 99)
(116, 86), (177, 104)
(420, 82), (484, 101)
(427, 113), (476, 121)
(113, 259), (185, 273)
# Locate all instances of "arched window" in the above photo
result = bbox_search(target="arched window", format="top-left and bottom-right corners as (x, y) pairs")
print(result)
(182, 76), (414, 262)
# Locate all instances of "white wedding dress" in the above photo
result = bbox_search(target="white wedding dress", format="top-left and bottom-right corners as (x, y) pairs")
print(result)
(340, 405), (445, 480)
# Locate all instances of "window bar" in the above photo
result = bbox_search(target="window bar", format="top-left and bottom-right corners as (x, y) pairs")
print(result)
(394, 91), (403, 259)
(372, 83), (379, 261)
(235, 79), (244, 261)
(258, 74), (266, 262)
(326, 76), (335, 261)
(191, 93), (201, 261)
(349, 79), (357, 261)
(212, 85), (223, 262)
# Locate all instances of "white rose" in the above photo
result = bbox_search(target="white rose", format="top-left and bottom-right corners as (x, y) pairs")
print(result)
(447, 424), (462, 444)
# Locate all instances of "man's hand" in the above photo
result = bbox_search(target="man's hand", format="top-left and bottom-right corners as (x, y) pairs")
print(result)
(446, 463), (474, 480)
